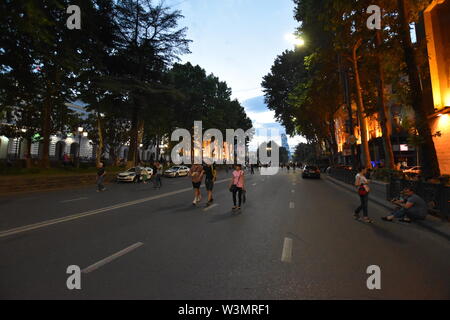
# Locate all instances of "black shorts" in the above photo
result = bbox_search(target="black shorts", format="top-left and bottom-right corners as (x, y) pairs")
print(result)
(192, 181), (201, 189)
(205, 179), (214, 191)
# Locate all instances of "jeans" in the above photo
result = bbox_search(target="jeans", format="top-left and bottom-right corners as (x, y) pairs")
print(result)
(97, 176), (105, 191)
(233, 187), (243, 207)
(355, 194), (369, 217)
(153, 174), (162, 188)
(392, 208), (425, 221)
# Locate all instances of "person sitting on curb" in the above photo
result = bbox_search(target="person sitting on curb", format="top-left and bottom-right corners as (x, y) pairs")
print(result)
(382, 187), (427, 223)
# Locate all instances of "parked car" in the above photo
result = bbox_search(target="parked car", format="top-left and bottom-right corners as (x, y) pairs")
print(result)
(403, 166), (421, 176)
(302, 165), (321, 179)
(164, 166), (190, 178)
(144, 167), (154, 177)
(116, 167), (151, 183)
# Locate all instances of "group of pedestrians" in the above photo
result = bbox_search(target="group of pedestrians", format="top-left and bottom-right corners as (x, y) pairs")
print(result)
(190, 163), (217, 207)
(353, 166), (427, 224)
(135, 162), (163, 189)
(189, 163), (247, 211)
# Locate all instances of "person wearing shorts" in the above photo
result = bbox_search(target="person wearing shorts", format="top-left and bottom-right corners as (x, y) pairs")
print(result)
(203, 163), (217, 206)
(190, 164), (204, 205)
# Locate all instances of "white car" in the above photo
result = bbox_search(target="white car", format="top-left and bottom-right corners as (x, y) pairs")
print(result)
(116, 167), (151, 183)
(164, 166), (190, 178)
(403, 166), (421, 176)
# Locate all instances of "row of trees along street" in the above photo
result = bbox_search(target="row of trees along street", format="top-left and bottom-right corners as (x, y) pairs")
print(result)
(0, 0), (252, 169)
(262, 0), (441, 179)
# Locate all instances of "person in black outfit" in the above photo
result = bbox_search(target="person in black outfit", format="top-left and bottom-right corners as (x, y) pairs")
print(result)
(203, 163), (216, 206)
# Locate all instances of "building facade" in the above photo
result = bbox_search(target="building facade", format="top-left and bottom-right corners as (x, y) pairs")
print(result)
(424, 0), (450, 174)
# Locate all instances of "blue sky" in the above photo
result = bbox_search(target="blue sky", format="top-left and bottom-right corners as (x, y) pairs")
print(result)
(165, 0), (306, 150)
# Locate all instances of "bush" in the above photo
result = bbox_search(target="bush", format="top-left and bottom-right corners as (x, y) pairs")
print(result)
(370, 168), (404, 182)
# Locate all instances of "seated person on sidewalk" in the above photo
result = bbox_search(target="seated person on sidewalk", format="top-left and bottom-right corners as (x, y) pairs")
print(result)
(382, 187), (427, 223)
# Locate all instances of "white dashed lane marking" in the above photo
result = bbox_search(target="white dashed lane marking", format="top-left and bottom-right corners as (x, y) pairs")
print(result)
(281, 238), (293, 263)
(82, 242), (144, 274)
(60, 197), (88, 203)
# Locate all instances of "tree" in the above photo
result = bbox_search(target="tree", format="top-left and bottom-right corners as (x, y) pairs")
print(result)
(0, 0), (93, 168)
(111, 0), (191, 168)
(396, 0), (440, 178)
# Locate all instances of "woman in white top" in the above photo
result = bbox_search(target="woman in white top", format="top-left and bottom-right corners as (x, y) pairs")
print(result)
(354, 167), (373, 223)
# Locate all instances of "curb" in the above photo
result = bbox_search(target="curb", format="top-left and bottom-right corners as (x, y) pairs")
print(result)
(325, 175), (450, 242)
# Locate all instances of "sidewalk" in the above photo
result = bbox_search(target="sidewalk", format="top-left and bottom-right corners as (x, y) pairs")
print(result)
(325, 175), (450, 242)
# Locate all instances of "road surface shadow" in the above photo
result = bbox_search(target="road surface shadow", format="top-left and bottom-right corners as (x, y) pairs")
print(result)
(208, 211), (242, 223)
(357, 221), (406, 244)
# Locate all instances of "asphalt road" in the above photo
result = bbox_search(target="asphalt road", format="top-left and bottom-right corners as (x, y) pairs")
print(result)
(0, 169), (449, 299)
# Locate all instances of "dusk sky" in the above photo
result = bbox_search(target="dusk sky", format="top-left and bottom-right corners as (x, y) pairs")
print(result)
(166, 0), (307, 150)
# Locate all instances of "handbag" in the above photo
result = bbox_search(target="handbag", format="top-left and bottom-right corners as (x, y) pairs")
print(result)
(358, 184), (368, 196)
(229, 184), (237, 193)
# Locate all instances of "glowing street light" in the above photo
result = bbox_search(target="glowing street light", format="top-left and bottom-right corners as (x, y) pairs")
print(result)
(285, 33), (305, 47)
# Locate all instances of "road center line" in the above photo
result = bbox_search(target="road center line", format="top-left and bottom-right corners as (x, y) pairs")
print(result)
(60, 197), (88, 203)
(82, 242), (144, 274)
(0, 179), (230, 238)
(281, 237), (293, 263)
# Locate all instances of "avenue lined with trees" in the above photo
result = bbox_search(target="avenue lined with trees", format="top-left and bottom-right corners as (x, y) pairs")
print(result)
(262, 0), (442, 179)
(0, 0), (252, 169)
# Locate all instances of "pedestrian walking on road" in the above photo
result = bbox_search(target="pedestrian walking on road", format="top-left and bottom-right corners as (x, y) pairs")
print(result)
(190, 163), (204, 205)
(96, 162), (106, 192)
(203, 163), (217, 206)
(135, 164), (143, 183)
(229, 164), (246, 211)
(354, 167), (373, 223)
(153, 162), (163, 189)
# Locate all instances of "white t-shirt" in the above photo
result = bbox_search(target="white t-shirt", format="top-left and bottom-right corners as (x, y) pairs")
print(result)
(355, 173), (368, 186)
(355, 173), (369, 193)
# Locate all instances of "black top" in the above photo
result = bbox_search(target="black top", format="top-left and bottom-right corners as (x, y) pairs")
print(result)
(203, 165), (214, 180)
(97, 168), (105, 177)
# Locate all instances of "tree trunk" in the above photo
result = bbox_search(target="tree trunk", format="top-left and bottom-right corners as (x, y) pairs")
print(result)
(40, 97), (51, 168)
(397, 0), (440, 178)
(25, 137), (32, 169)
(328, 115), (338, 165)
(137, 119), (145, 163)
(127, 106), (139, 169)
(375, 30), (395, 169)
(352, 40), (372, 169)
(96, 112), (104, 167)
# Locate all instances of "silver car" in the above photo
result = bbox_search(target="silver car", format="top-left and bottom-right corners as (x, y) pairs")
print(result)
(117, 167), (151, 183)
(164, 166), (190, 178)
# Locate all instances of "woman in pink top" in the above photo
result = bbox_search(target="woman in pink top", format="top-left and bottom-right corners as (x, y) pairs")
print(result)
(229, 164), (246, 211)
